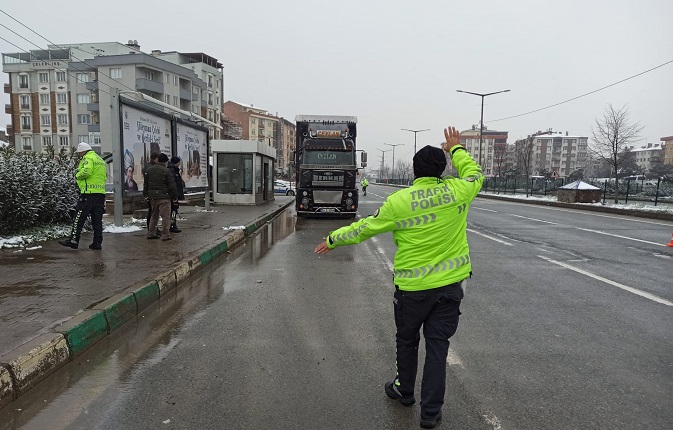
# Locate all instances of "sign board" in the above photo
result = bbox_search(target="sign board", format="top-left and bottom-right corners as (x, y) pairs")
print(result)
(551, 170), (559, 178)
(121, 104), (172, 193)
(176, 123), (208, 189)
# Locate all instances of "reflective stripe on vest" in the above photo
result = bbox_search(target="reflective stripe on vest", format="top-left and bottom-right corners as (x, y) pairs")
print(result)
(394, 254), (471, 279)
(395, 213), (437, 229)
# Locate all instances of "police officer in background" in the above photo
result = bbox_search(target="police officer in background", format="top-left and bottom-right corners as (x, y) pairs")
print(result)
(361, 176), (369, 196)
(59, 142), (107, 250)
(315, 126), (483, 429)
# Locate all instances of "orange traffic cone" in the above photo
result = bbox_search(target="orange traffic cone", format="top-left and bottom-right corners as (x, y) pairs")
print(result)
(667, 233), (673, 247)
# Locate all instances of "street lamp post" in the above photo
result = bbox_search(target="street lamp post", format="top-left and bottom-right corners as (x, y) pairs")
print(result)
(383, 143), (404, 183)
(401, 128), (430, 154)
(456, 89), (510, 169)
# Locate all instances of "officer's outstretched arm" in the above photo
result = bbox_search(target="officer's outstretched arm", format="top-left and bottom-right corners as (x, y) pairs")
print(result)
(75, 158), (91, 180)
(448, 146), (484, 202)
(325, 199), (397, 250)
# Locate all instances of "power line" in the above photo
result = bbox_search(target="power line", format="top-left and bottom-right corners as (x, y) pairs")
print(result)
(488, 59), (673, 123)
(0, 35), (112, 96)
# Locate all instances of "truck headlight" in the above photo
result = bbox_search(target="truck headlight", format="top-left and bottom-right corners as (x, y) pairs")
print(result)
(347, 192), (353, 197)
(303, 191), (308, 196)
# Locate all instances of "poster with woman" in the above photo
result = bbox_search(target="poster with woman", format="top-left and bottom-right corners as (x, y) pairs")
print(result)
(121, 104), (172, 193)
(176, 123), (208, 189)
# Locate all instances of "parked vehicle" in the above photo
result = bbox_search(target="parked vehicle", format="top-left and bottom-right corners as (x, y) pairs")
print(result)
(274, 180), (295, 196)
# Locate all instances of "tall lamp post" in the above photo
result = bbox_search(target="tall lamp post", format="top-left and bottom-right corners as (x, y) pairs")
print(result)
(456, 89), (510, 169)
(378, 148), (391, 182)
(383, 143), (404, 182)
(401, 128), (430, 154)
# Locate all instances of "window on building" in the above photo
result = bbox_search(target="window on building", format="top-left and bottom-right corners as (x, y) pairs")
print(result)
(173, 96), (178, 106)
(38, 72), (49, 83)
(41, 115), (51, 126)
(110, 68), (122, 79)
(217, 153), (253, 194)
(20, 95), (30, 109)
(21, 115), (31, 130)
(208, 93), (213, 105)
(165, 94), (171, 104)
(90, 132), (101, 145)
(144, 70), (155, 80)
(76, 73), (90, 83)
(77, 93), (91, 104)
(56, 93), (68, 104)
(57, 114), (68, 125)
(59, 136), (69, 147)
(56, 71), (66, 82)
(78, 135), (89, 144)
(208, 75), (213, 88)
(42, 136), (52, 147)
(164, 73), (169, 83)
(39, 93), (50, 104)
(173, 76), (178, 86)
(22, 136), (32, 151)
(19, 74), (29, 88)
(77, 114), (91, 124)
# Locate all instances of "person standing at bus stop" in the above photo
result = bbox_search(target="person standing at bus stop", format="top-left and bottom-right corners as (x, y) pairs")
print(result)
(144, 153), (178, 240)
(59, 142), (107, 250)
(315, 126), (484, 429)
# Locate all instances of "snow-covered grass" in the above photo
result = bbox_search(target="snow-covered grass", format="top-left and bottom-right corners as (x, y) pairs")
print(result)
(481, 191), (673, 214)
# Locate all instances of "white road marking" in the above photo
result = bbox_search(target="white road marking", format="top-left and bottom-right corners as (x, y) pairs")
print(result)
(473, 207), (498, 212)
(654, 254), (671, 259)
(509, 214), (558, 225)
(371, 237), (394, 272)
(538, 255), (673, 306)
(467, 228), (513, 246)
(575, 227), (666, 247)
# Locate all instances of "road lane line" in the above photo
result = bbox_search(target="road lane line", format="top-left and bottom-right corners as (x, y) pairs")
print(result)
(473, 207), (498, 212)
(467, 229), (513, 246)
(510, 214), (559, 225)
(537, 255), (673, 306)
(575, 227), (666, 247)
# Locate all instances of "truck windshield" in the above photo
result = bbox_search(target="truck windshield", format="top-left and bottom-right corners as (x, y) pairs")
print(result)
(303, 150), (354, 166)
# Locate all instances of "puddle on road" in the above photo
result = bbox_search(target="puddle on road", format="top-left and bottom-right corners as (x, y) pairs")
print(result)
(0, 209), (296, 430)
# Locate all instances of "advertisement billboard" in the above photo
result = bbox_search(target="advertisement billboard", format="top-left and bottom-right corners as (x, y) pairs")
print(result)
(121, 104), (172, 193)
(176, 123), (208, 189)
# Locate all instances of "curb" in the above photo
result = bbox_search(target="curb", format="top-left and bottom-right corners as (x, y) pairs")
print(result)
(0, 200), (293, 409)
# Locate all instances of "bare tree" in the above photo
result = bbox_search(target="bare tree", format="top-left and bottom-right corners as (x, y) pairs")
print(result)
(590, 104), (643, 203)
(493, 143), (512, 178)
(515, 135), (536, 193)
(396, 159), (412, 184)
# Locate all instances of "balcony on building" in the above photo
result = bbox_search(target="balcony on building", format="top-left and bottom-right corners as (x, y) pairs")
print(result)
(136, 78), (163, 94)
(88, 124), (100, 133)
(4, 104), (10, 114)
(180, 88), (192, 101)
(87, 102), (100, 112)
(85, 81), (99, 91)
(20, 103), (30, 110)
(192, 91), (199, 101)
(3, 83), (10, 94)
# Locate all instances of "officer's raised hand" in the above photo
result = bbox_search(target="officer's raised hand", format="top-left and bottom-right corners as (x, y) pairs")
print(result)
(441, 126), (461, 153)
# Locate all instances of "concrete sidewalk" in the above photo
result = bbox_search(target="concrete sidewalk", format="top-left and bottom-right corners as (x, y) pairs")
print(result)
(0, 196), (294, 408)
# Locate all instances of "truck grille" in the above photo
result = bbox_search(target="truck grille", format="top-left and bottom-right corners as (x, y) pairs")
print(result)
(313, 191), (342, 204)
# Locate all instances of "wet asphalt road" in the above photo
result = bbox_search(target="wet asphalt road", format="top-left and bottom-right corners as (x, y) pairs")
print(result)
(1, 184), (672, 430)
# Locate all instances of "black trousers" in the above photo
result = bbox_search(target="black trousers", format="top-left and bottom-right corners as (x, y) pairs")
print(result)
(69, 193), (105, 245)
(393, 283), (463, 420)
(171, 201), (179, 229)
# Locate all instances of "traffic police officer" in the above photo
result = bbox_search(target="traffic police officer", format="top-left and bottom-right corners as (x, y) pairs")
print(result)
(315, 126), (483, 429)
(59, 142), (107, 250)
(361, 177), (369, 195)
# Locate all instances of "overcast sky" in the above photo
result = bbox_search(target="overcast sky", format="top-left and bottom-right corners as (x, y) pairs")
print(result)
(2, 0), (672, 164)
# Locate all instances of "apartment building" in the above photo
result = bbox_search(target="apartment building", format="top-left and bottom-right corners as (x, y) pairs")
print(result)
(532, 132), (588, 177)
(628, 142), (665, 172)
(2, 41), (223, 153)
(661, 136), (673, 166)
(278, 117), (296, 176)
(459, 126), (508, 175)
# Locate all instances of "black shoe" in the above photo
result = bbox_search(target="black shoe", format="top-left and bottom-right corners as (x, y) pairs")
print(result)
(59, 239), (78, 249)
(420, 414), (442, 429)
(169, 227), (182, 233)
(385, 381), (415, 406)
(155, 230), (162, 237)
(147, 234), (160, 240)
(89, 243), (102, 250)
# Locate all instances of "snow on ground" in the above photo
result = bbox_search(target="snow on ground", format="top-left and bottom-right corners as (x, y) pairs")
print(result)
(103, 224), (143, 233)
(223, 226), (246, 231)
(1, 220), (143, 249)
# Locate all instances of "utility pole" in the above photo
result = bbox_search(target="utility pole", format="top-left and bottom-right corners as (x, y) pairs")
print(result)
(378, 148), (391, 183)
(383, 143), (404, 182)
(110, 88), (123, 227)
(401, 128), (430, 154)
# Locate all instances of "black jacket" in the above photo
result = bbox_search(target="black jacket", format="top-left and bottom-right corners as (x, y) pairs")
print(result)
(167, 162), (186, 200)
(143, 163), (178, 200)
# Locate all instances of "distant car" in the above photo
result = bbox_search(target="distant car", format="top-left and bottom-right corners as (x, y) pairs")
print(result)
(274, 180), (295, 196)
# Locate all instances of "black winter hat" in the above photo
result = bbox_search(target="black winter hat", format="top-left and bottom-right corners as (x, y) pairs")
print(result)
(170, 156), (181, 164)
(158, 153), (169, 163)
(413, 145), (447, 179)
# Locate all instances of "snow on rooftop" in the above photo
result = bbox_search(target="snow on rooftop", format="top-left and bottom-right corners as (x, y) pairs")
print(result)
(559, 180), (601, 190)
